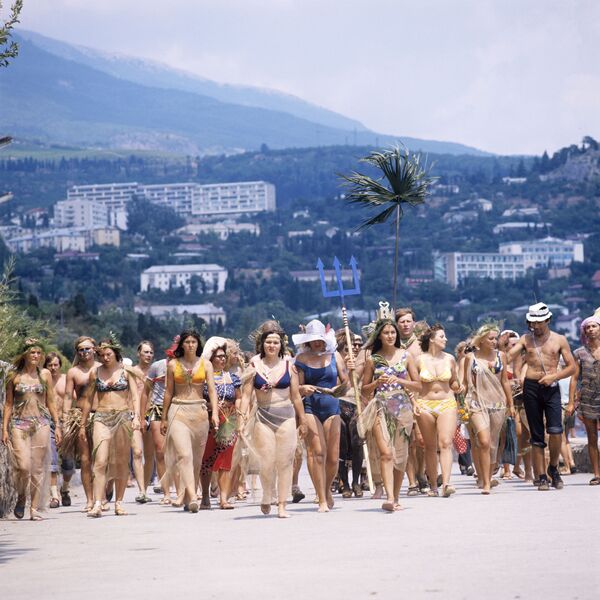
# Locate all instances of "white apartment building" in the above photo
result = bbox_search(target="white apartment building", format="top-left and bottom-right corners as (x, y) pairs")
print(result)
(435, 236), (584, 288)
(66, 180), (276, 218)
(178, 221), (260, 240)
(435, 252), (526, 288)
(54, 199), (109, 229)
(5, 228), (87, 254)
(191, 181), (276, 216)
(140, 264), (228, 294)
(68, 182), (139, 211)
(140, 183), (196, 216)
(499, 237), (584, 268)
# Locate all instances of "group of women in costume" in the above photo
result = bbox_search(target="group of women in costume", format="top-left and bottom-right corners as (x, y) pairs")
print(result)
(2, 304), (600, 520)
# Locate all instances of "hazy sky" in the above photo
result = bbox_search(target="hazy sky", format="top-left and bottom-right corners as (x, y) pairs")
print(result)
(13, 0), (600, 155)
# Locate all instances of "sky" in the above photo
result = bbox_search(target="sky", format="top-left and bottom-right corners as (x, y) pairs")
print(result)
(12, 0), (600, 155)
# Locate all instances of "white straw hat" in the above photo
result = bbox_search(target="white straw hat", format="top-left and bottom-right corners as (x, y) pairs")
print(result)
(292, 320), (337, 353)
(526, 302), (553, 323)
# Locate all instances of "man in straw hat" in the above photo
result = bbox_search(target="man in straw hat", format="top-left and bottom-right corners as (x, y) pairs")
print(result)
(507, 302), (576, 491)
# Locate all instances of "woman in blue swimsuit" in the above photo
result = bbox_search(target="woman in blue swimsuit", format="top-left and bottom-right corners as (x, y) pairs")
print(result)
(293, 320), (348, 512)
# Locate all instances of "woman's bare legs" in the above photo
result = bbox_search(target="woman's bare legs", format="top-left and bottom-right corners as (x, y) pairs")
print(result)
(372, 416), (394, 510)
(417, 411), (439, 492)
(437, 409), (457, 490)
(470, 414), (491, 492)
(131, 429), (146, 498)
(322, 415), (341, 509)
(275, 419), (297, 517)
(253, 419), (276, 513)
(304, 414), (329, 512)
(77, 431), (94, 510)
(150, 421), (168, 497)
(91, 421), (111, 505)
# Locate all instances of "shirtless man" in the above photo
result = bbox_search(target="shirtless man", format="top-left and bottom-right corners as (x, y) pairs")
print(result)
(507, 303), (576, 491)
(396, 308), (428, 495)
(44, 352), (67, 508)
(62, 336), (99, 510)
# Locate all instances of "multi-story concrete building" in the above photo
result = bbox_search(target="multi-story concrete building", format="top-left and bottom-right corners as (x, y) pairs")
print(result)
(66, 180), (276, 218)
(3, 227), (120, 254)
(191, 181), (276, 216)
(435, 236), (584, 288)
(435, 252), (526, 288)
(177, 221), (260, 240)
(54, 199), (109, 229)
(140, 264), (228, 294)
(140, 183), (196, 216)
(499, 237), (584, 268)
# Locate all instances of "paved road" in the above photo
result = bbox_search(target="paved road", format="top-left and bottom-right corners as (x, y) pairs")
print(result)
(1, 468), (598, 600)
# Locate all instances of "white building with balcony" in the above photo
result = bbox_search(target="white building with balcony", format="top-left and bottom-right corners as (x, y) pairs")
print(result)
(140, 264), (228, 294)
(191, 181), (275, 216)
(499, 237), (584, 268)
(54, 199), (109, 229)
(435, 252), (526, 288)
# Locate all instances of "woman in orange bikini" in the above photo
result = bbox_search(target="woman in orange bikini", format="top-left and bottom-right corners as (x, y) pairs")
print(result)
(416, 324), (462, 497)
(161, 330), (219, 513)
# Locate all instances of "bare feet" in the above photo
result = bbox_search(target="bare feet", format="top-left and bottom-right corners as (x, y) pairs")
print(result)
(326, 492), (334, 509)
(260, 504), (271, 515)
(277, 503), (290, 518)
(30, 509), (44, 521)
(393, 502), (403, 511)
(382, 501), (394, 512)
(317, 502), (330, 513)
(372, 484), (384, 499)
(481, 489), (491, 495)
(200, 497), (211, 510)
(219, 501), (234, 510)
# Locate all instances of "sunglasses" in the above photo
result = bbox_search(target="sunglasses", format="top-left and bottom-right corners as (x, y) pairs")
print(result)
(214, 354), (227, 359)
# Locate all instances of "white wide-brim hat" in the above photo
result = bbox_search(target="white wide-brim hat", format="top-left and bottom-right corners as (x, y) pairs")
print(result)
(202, 336), (228, 360)
(526, 302), (553, 322)
(292, 319), (337, 353)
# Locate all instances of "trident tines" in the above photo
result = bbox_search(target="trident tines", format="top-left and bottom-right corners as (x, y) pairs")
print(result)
(316, 256), (360, 300)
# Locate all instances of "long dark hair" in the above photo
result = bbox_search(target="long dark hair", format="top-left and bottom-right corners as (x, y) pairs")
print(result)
(420, 323), (445, 353)
(365, 319), (400, 354)
(174, 330), (204, 358)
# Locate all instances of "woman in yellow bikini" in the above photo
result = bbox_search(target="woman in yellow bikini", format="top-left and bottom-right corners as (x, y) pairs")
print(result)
(416, 324), (462, 497)
(161, 330), (219, 513)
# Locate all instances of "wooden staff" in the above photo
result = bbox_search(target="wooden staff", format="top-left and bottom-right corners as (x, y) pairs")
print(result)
(341, 305), (374, 493)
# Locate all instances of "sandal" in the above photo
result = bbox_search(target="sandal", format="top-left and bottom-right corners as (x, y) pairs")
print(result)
(87, 503), (102, 518)
(101, 501), (111, 512)
(114, 502), (128, 516)
(427, 489), (439, 497)
(30, 509), (44, 521)
(512, 469), (525, 480)
(219, 502), (234, 510)
(49, 498), (60, 509)
(407, 486), (419, 497)
(443, 485), (456, 498)
(13, 501), (25, 520)
(159, 497), (172, 505)
(589, 477), (600, 486)
(381, 501), (394, 512)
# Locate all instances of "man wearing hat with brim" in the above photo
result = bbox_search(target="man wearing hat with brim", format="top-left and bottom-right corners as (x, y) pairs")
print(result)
(507, 302), (576, 491)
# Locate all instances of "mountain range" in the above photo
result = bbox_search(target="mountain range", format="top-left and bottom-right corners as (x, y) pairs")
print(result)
(0, 31), (489, 156)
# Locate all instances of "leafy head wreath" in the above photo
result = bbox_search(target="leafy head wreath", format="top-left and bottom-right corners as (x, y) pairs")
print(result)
(97, 331), (122, 352)
(471, 321), (501, 348)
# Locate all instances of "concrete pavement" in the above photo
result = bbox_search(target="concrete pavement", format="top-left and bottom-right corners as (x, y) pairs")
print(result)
(1, 468), (599, 600)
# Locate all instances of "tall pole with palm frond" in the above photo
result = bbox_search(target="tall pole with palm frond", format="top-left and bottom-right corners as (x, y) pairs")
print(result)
(341, 146), (436, 309)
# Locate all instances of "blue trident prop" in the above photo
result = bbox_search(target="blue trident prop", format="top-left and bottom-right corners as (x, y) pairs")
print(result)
(316, 255), (373, 491)
(316, 256), (360, 300)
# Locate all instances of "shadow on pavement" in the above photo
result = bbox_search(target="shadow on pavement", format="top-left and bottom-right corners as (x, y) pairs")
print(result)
(0, 538), (34, 565)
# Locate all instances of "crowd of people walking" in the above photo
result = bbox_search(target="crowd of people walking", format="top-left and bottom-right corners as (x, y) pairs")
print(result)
(2, 301), (599, 520)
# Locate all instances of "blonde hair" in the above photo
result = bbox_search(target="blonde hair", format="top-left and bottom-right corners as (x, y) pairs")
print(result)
(472, 323), (500, 348)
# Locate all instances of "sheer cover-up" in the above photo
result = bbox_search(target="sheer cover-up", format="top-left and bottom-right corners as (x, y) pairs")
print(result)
(466, 357), (506, 463)
(8, 383), (52, 511)
(357, 353), (414, 471)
